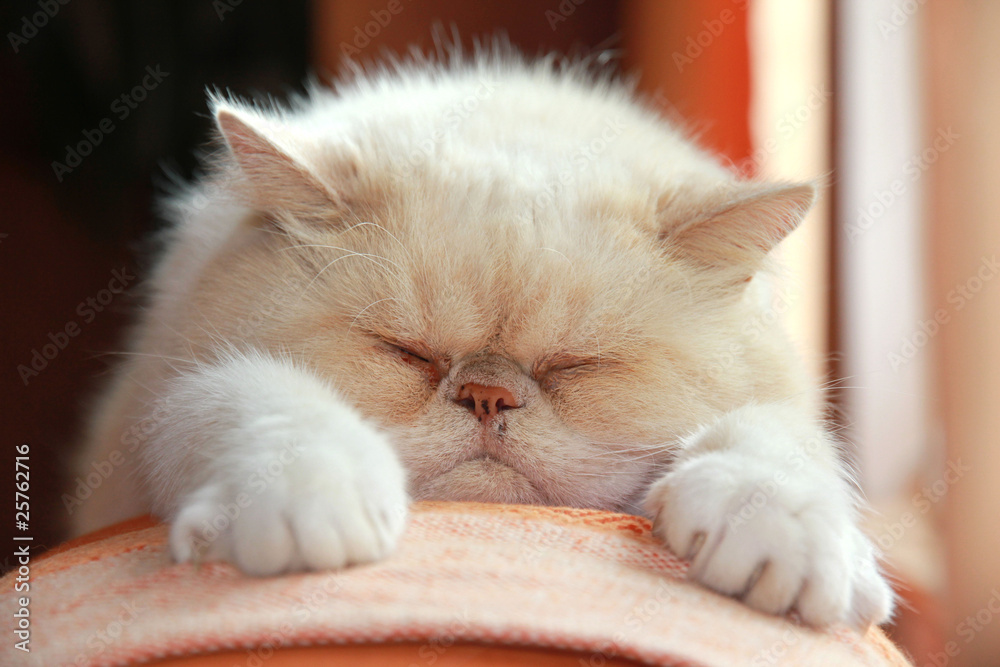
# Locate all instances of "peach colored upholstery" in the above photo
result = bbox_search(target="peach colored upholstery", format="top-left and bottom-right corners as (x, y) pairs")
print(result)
(1, 502), (912, 666)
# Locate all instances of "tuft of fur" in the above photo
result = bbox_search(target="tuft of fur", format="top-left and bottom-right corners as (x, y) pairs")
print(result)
(73, 51), (892, 628)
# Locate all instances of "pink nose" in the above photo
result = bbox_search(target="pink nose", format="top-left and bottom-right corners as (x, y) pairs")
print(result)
(455, 383), (521, 423)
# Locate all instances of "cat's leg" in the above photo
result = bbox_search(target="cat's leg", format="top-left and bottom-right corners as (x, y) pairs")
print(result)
(143, 350), (408, 575)
(643, 402), (893, 628)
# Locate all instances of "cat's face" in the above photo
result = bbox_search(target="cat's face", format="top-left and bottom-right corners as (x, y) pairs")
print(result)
(204, 102), (814, 512)
(289, 182), (727, 512)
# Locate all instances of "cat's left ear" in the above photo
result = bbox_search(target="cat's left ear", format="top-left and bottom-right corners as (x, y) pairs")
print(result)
(659, 182), (816, 271)
(213, 101), (360, 233)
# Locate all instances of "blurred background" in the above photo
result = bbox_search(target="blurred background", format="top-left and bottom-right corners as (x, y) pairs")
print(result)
(1, 1), (997, 664)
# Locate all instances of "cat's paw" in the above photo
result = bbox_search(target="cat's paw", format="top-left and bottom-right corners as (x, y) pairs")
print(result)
(168, 420), (408, 576)
(644, 450), (893, 628)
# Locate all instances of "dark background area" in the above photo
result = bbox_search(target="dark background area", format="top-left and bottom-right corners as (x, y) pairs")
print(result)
(0, 0), (311, 567)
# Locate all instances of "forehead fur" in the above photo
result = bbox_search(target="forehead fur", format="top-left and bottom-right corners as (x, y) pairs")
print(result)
(293, 169), (732, 367)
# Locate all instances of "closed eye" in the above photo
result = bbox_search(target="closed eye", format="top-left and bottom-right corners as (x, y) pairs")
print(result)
(386, 343), (431, 365)
(532, 354), (605, 385)
(379, 340), (443, 384)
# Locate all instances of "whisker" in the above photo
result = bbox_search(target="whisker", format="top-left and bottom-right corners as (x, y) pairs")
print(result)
(281, 242), (402, 272)
(538, 247), (572, 265)
(348, 297), (400, 335)
(343, 221), (413, 259)
(300, 250), (400, 296)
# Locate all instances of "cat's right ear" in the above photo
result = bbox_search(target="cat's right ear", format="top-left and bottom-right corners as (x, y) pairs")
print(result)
(213, 101), (359, 234)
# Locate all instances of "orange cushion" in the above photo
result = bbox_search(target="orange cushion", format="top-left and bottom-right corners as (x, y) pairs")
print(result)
(2, 502), (911, 666)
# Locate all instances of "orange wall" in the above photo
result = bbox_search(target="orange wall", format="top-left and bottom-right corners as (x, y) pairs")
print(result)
(621, 0), (753, 166)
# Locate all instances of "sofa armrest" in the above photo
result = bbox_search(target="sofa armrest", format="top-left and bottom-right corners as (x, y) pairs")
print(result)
(2, 502), (911, 666)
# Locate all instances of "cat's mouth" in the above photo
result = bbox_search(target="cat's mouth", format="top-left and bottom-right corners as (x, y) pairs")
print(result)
(415, 455), (548, 504)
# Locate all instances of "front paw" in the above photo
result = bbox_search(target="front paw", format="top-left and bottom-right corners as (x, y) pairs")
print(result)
(644, 451), (893, 628)
(169, 427), (408, 576)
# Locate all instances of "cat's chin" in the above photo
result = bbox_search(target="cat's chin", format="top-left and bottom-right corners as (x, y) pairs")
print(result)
(416, 456), (548, 505)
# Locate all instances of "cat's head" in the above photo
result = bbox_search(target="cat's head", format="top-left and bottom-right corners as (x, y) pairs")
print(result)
(202, 72), (814, 513)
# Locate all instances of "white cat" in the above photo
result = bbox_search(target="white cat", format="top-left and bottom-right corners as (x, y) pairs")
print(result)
(72, 50), (893, 629)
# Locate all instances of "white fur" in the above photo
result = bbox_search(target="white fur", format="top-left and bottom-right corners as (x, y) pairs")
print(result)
(72, 50), (892, 628)
(644, 404), (893, 627)
(153, 352), (407, 575)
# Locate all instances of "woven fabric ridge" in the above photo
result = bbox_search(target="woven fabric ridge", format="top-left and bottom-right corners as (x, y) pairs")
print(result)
(0, 502), (912, 667)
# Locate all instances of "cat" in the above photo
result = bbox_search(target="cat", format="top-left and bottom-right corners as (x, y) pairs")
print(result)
(71, 48), (893, 629)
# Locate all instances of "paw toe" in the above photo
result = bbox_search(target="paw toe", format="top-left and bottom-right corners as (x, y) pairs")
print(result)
(233, 502), (296, 576)
(169, 494), (233, 564)
(847, 547), (895, 628)
(290, 505), (349, 570)
(743, 560), (802, 616)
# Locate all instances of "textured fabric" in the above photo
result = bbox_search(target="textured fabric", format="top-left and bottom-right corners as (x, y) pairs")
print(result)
(1, 502), (912, 666)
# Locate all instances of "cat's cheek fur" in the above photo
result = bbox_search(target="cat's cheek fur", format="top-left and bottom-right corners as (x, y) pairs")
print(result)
(643, 403), (894, 629)
(148, 353), (409, 575)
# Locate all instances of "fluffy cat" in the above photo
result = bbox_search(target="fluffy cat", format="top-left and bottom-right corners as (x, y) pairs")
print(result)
(72, 50), (893, 629)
